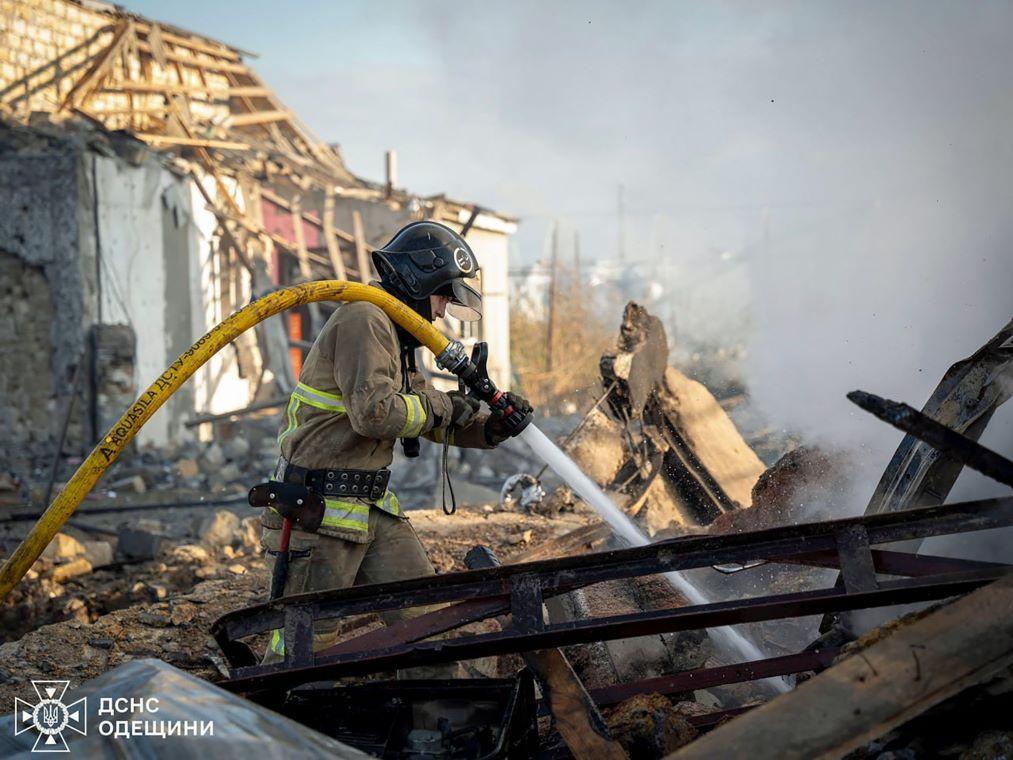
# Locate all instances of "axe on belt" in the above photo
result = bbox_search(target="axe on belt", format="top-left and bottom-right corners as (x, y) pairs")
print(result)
(248, 482), (325, 600)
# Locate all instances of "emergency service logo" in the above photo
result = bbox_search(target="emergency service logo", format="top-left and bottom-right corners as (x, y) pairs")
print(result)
(453, 246), (474, 273)
(14, 680), (86, 752)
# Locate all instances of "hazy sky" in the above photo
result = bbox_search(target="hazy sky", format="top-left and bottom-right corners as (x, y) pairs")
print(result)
(129, 1), (1012, 505)
(128, 2), (1012, 263)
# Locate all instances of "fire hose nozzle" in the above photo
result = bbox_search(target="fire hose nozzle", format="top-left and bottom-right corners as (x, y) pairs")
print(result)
(439, 341), (533, 438)
(490, 389), (534, 436)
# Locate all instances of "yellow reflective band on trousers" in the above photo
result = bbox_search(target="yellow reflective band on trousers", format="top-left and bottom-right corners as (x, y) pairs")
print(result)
(321, 498), (370, 531)
(269, 628), (285, 655)
(321, 490), (401, 533)
(271, 489), (402, 655)
(378, 490), (401, 516)
(397, 393), (426, 438)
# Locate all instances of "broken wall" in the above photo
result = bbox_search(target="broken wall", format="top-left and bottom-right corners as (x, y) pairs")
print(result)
(92, 152), (180, 444)
(0, 131), (91, 482)
(89, 148), (259, 442)
(0, 121), (263, 485)
(181, 171), (261, 426)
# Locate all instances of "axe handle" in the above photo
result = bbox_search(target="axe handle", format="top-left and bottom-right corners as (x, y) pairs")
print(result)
(269, 517), (293, 601)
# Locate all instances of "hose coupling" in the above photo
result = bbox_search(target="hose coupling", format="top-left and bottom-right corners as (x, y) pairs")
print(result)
(436, 340), (469, 374)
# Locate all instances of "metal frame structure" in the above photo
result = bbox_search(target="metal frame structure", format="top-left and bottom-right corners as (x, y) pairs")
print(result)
(213, 496), (1012, 697)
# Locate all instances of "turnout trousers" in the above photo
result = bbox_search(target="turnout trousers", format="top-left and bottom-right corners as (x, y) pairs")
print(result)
(261, 507), (435, 664)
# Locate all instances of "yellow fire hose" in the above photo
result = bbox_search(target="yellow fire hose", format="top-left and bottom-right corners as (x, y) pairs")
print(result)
(0, 281), (450, 599)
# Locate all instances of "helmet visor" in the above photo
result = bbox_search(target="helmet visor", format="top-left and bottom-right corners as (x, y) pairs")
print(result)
(444, 279), (483, 321)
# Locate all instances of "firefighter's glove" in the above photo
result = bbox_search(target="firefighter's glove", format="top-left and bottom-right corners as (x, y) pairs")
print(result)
(484, 392), (533, 446)
(505, 391), (533, 419)
(447, 391), (482, 430)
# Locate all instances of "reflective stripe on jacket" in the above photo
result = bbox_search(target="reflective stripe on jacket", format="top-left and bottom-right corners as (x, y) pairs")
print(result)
(269, 378), (404, 539)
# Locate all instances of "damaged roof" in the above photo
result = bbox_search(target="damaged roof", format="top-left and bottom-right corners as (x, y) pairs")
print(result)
(1, 0), (360, 185)
(0, 0), (515, 228)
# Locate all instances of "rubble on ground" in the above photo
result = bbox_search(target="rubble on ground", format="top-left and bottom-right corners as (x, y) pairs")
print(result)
(0, 508), (263, 643)
(0, 500), (600, 706)
(604, 693), (698, 758)
(0, 570), (265, 708)
(708, 444), (854, 534)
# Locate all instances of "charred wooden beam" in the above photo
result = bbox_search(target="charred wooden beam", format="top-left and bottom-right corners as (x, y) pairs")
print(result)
(671, 574), (1013, 759)
(849, 389), (1013, 489)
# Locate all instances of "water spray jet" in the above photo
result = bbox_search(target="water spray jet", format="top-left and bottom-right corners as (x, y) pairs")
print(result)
(518, 424), (791, 693)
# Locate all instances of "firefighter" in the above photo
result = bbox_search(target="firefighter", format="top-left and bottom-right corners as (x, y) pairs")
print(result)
(261, 220), (531, 661)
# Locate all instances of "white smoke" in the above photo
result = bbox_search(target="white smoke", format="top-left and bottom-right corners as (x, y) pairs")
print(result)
(143, 0), (1013, 523)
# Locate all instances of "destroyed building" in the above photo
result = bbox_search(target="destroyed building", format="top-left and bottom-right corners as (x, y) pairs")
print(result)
(0, 0), (516, 488)
(0, 2), (1011, 758)
(0, 289), (1010, 757)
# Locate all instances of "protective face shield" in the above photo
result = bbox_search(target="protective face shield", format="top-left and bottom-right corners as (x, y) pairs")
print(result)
(372, 221), (483, 322)
(435, 279), (483, 321)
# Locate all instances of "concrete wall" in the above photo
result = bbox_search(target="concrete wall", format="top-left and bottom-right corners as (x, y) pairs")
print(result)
(0, 123), (262, 483)
(0, 133), (91, 480)
(90, 155), (259, 444)
(92, 154), (175, 444)
(188, 173), (260, 423)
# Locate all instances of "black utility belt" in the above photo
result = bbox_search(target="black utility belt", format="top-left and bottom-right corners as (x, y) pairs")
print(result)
(277, 457), (391, 500)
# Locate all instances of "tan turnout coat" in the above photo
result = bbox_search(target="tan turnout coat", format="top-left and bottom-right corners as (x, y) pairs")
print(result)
(263, 298), (490, 542)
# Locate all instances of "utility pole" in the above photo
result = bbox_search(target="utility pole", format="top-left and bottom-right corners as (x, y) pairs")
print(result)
(617, 183), (626, 262)
(573, 229), (581, 287)
(546, 220), (559, 376)
(384, 150), (397, 197)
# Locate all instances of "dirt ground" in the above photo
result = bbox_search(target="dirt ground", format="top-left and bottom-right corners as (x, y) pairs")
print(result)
(0, 501), (597, 706)
(411, 501), (595, 572)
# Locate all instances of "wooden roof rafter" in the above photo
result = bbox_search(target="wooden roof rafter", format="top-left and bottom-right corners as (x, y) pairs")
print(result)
(59, 20), (135, 112)
(259, 188), (356, 245)
(55, 20), (325, 175)
(4, 0), (408, 287)
(4, 0), (364, 199)
(223, 68), (300, 158)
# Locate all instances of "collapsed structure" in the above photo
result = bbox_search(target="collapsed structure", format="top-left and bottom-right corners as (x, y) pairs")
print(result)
(0, 0), (516, 490)
(1, 297), (1008, 757)
(561, 302), (767, 535)
(0, 2), (1011, 758)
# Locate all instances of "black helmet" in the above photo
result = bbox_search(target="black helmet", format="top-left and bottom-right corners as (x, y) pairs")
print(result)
(372, 221), (482, 322)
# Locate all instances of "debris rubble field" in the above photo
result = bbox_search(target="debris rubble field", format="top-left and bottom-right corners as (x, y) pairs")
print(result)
(0, 2), (1010, 758)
